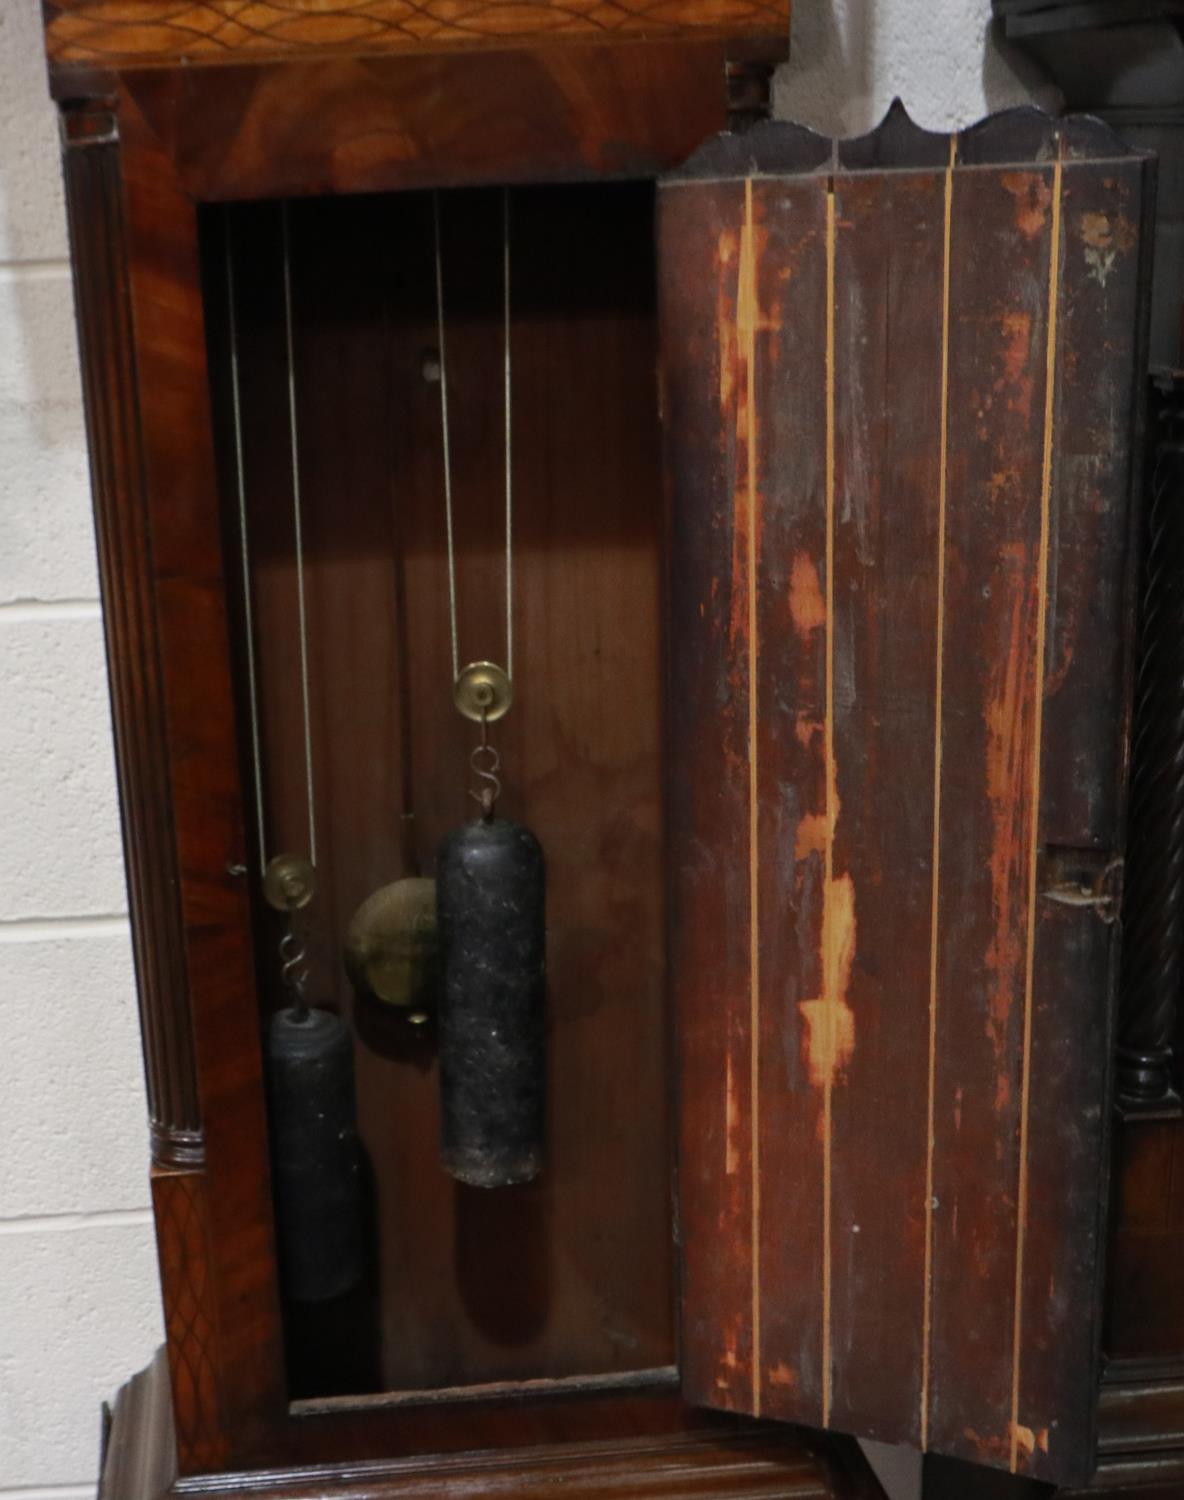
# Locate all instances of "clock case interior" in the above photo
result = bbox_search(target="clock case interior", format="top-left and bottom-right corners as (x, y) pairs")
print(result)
(202, 178), (674, 1408)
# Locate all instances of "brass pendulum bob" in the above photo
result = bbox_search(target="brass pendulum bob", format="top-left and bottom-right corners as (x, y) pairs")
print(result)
(344, 875), (438, 1026)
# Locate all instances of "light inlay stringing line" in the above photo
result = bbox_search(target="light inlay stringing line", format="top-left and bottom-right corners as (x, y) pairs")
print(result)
(281, 202), (318, 867)
(225, 214), (268, 872)
(433, 189), (515, 686)
(920, 132), (958, 1452)
(821, 177), (837, 1433)
(1009, 149), (1063, 1474)
(741, 174), (761, 1418)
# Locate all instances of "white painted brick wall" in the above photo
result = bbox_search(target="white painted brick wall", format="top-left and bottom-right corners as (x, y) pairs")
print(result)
(774, 0), (1059, 135)
(0, 0), (1049, 1493)
(0, 4), (163, 1496)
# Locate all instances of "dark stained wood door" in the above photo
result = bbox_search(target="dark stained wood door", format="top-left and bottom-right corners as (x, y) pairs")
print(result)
(658, 106), (1152, 1490)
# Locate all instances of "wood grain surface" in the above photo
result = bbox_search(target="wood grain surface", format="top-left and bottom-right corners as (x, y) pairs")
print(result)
(1108, 1117), (1184, 1360)
(660, 108), (1150, 1489)
(97, 1349), (888, 1500)
(214, 182), (675, 1397)
(59, 105), (204, 1171)
(114, 43), (765, 202)
(116, 88), (289, 1470)
(55, 14), (782, 1467)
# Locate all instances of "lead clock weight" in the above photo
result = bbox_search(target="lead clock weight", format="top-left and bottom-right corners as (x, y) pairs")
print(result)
(259, 856), (366, 1303)
(437, 815), (546, 1187)
(267, 1004), (365, 1301)
(432, 194), (547, 1188)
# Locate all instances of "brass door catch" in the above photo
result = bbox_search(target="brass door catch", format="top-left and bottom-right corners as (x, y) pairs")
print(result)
(1040, 847), (1123, 924)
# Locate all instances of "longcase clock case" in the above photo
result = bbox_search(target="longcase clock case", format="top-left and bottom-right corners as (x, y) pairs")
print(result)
(39, 3), (1156, 1496)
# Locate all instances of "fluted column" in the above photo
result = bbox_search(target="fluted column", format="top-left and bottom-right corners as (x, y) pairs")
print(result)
(60, 101), (203, 1166)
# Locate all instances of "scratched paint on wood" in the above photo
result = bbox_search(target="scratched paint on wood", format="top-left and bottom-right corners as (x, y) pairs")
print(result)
(661, 174), (755, 1413)
(927, 159), (1054, 1475)
(750, 174), (829, 1425)
(828, 165), (947, 1448)
(1016, 158), (1146, 1465)
(660, 108), (1150, 1491)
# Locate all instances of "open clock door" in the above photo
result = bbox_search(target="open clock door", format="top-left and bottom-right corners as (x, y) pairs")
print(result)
(659, 105), (1152, 1490)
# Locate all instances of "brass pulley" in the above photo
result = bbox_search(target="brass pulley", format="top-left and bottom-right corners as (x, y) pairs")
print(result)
(454, 661), (512, 724)
(263, 853), (316, 912)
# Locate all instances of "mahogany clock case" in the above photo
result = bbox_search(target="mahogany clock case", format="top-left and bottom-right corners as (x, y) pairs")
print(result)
(47, 10), (815, 1492)
(40, 5), (1178, 1497)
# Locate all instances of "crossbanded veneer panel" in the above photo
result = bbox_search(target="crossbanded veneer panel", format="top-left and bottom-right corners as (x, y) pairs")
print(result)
(43, 0), (789, 67)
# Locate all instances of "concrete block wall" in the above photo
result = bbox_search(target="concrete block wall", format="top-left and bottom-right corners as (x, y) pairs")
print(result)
(0, 0), (1049, 1493)
(0, 3), (164, 1496)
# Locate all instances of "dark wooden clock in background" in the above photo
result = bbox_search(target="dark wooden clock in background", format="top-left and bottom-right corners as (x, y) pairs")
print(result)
(34, 3), (1184, 1497)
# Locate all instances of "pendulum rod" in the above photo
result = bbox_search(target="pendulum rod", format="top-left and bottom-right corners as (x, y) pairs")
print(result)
(226, 214), (268, 874)
(433, 190), (461, 688)
(433, 189), (515, 703)
(382, 261), (421, 879)
(340, 231), (442, 1029)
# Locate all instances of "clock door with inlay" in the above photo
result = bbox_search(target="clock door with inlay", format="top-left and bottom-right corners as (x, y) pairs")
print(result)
(659, 105), (1152, 1491)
